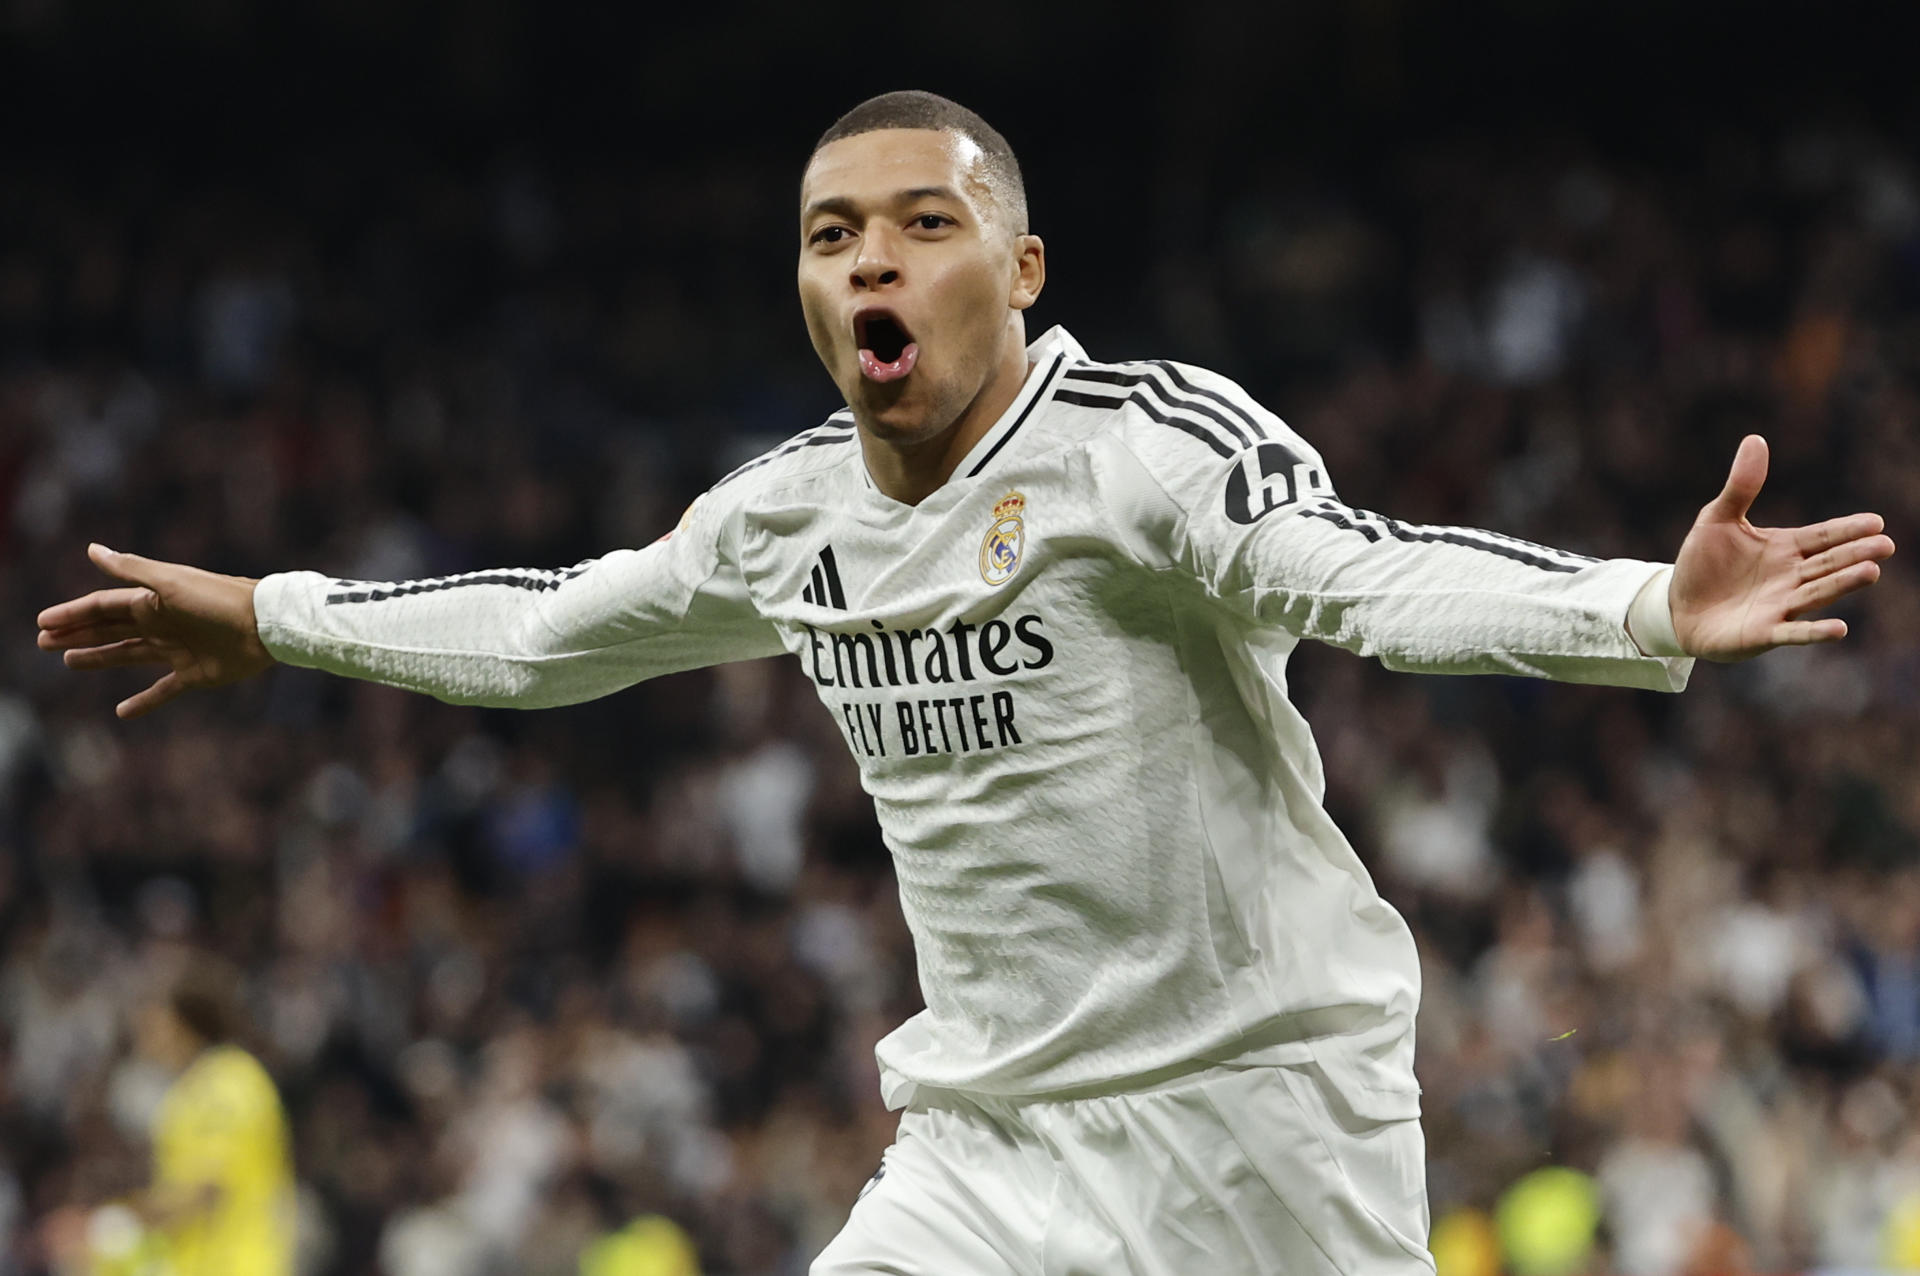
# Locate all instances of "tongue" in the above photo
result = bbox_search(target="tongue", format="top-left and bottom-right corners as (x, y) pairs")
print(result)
(859, 342), (919, 383)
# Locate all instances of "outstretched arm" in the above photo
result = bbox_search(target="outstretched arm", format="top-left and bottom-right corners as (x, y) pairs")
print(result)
(1097, 361), (1891, 688)
(38, 492), (784, 717)
(1666, 435), (1893, 660)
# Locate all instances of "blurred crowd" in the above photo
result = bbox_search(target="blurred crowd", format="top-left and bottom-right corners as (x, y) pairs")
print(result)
(4, 100), (1920, 1275)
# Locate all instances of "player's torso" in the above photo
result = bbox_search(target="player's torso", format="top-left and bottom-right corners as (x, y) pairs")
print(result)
(728, 442), (1253, 1076)
(742, 445), (1189, 763)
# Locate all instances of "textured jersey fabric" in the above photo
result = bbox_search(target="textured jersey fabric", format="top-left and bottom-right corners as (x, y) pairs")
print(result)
(255, 327), (1691, 1108)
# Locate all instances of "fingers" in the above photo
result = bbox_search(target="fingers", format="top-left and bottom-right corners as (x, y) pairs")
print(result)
(1701, 434), (1769, 525)
(35, 587), (151, 634)
(35, 545), (171, 632)
(87, 542), (171, 589)
(61, 638), (170, 672)
(1800, 533), (1897, 582)
(117, 672), (185, 720)
(1767, 618), (1849, 647)
(37, 620), (142, 652)
(1793, 513), (1889, 556)
(1782, 528), (1894, 621)
(1786, 560), (1884, 618)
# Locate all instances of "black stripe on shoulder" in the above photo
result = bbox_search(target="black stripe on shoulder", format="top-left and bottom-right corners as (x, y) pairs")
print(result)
(1139, 361), (1273, 444)
(1055, 384), (1236, 459)
(1054, 388), (1126, 409)
(965, 355), (1066, 477)
(1061, 364), (1259, 450)
(1301, 503), (1585, 573)
(712, 423), (857, 491)
(326, 562), (597, 605)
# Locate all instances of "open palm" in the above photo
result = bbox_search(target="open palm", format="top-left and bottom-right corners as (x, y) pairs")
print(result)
(1672, 436), (1895, 661)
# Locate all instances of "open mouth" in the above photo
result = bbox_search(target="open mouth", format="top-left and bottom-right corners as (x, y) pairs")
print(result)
(855, 310), (919, 383)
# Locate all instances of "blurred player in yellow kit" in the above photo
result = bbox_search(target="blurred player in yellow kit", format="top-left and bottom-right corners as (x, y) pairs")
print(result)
(129, 959), (295, 1276)
(579, 1214), (702, 1276)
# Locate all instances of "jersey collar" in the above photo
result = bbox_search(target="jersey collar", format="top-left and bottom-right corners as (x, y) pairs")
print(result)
(855, 325), (1084, 493)
(951, 325), (1082, 480)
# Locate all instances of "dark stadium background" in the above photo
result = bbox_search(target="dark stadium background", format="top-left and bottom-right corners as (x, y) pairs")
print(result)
(5, 2), (1919, 1272)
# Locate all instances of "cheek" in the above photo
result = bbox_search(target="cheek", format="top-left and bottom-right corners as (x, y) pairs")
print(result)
(928, 260), (1009, 340)
(796, 281), (841, 355)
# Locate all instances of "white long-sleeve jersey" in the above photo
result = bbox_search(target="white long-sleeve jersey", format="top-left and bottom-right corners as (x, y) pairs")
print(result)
(255, 327), (1691, 1112)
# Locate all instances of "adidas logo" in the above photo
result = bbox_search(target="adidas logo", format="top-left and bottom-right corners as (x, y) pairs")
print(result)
(801, 544), (848, 610)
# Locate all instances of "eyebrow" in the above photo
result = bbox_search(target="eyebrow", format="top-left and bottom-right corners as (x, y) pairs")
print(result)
(803, 186), (961, 222)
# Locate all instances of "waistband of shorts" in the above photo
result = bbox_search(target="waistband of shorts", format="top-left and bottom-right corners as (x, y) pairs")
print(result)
(897, 1004), (1412, 1112)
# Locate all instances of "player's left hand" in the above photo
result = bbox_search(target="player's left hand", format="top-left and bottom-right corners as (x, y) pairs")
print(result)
(1671, 435), (1895, 661)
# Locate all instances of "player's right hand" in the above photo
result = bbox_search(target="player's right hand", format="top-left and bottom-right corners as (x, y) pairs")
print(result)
(36, 544), (274, 719)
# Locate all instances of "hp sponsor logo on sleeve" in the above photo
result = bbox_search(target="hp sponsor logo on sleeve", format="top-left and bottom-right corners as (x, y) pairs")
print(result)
(1224, 441), (1324, 525)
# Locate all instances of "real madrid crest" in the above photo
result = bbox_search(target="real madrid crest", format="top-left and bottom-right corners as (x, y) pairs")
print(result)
(980, 491), (1027, 586)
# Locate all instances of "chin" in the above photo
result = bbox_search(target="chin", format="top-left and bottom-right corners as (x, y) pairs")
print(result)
(846, 379), (939, 441)
(860, 400), (930, 436)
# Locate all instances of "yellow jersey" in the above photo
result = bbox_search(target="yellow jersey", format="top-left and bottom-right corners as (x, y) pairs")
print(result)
(151, 1046), (295, 1276)
(579, 1215), (701, 1276)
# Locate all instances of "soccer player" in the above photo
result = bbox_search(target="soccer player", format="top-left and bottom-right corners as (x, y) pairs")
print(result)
(38, 92), (1893, 1273)
(132, 960), (296, 1276)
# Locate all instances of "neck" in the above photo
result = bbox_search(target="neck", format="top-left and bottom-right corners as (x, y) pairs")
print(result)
(861, 332), (1033, 505)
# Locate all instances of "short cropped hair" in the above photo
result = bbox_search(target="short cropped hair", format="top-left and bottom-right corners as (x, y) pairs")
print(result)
(813, 91), (1029, 234)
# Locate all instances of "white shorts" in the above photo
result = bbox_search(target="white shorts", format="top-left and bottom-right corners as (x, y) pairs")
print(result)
(811, 1062), (1433, 1275)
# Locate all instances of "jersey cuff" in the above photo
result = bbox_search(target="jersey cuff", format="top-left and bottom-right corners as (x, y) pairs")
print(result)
(1625, 565), (1684, 657)
(251, 571), (329, 667)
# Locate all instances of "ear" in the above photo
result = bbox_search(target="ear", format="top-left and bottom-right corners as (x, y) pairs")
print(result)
(1009, 234), (1046, 311)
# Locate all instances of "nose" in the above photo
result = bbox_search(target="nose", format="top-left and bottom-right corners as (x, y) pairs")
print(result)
(850, 228), (902, 292)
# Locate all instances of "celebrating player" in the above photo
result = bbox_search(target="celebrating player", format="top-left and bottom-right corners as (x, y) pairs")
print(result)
(38, 92), (1892, 1273)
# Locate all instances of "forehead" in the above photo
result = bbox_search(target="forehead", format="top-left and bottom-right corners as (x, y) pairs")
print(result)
(801, 127), (992, 213)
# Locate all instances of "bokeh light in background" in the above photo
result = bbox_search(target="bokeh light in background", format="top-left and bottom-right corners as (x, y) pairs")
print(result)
(3, 1), (1918, 1272)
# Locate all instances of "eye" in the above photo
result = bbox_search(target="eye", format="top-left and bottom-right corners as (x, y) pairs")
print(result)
(913, 213), (954, 231)
(810, 225), (852, 246)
